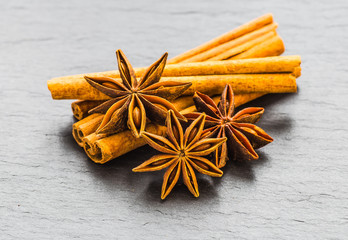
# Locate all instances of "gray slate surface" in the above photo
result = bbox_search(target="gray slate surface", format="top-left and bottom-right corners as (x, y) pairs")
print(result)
(1, 0), (347, 239)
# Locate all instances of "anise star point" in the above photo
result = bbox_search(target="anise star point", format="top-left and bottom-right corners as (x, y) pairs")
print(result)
(84, 49), (192, 138)
(133, 110), (226, 200)
(185, 84), (273, 168)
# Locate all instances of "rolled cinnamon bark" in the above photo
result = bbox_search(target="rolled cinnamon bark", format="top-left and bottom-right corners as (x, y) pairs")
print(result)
(230, 34), (284, 60)
(48, 56), (300, 100)
(48, 77), (110, 100)
(207, 31), (277, 61)
(71, 100), (105, 120)
(163, 55), (300, 76)
(167, 13), (274, 64)
(82, 93), (264, 163)
(72, 113), (104, 147)
(49, 52), (295, 100)
(84, 124), (167, 164)
(49, 73), (297, 100)
(183, 22), (278, 62)
(178, 74), (297, 95)
(292, 66), (301, 78)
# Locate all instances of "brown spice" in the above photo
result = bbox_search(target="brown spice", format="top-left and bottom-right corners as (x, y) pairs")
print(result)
(133, 110), (225, 199)
(84, 50), (191, 137)
(185, 84), (273, 168)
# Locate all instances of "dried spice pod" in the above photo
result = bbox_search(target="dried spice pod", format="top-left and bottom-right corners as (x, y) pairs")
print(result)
(133, 110), (226, 199)
(184, 84), (273, 168)
(85, 49), (191, 138)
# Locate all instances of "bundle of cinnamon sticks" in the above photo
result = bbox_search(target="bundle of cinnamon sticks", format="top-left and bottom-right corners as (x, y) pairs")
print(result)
(47, 13), (301, 164)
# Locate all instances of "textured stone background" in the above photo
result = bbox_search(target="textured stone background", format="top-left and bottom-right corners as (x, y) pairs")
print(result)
(1, 0), (347, 239)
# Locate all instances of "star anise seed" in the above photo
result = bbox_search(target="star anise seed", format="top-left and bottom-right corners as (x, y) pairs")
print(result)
(133, 110), (226, 199)
(184, 84), (273, 168)
(85, 49), (192, 138)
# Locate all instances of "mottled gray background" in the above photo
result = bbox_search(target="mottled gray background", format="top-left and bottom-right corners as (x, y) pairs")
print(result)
(1, 0), (347, 239)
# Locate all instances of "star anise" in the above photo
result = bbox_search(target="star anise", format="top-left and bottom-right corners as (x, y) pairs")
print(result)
(184, 84), (273, 168)
(133, 110), (226, 199)
(84, 50), (191, 138)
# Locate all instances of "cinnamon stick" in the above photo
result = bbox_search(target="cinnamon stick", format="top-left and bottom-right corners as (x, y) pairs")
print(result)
(175, 74), (297, 96)
(84, 124), (167, 164)
(72, 113), (104, 147)
(167, 13), (274, 64)
(51, 73), (296, 100)
(162, 55), (300, 76)
(207, 31), (277, 61)
(293, 66), (302, 78)
(48, 49), (294, 99)
(182, 22), (278, 62)
(48, 56), (300, 100)
(230, 34), (284, 60)
(71, 100), (105, 120)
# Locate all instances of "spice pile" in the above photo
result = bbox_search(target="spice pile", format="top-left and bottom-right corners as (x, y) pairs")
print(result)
(48, 14), (301, 199)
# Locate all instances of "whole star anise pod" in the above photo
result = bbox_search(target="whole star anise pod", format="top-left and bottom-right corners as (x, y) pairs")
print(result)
(133, 110), (226, 199)
(84, 50), (191, 138)
(184, 84), (273, 168)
